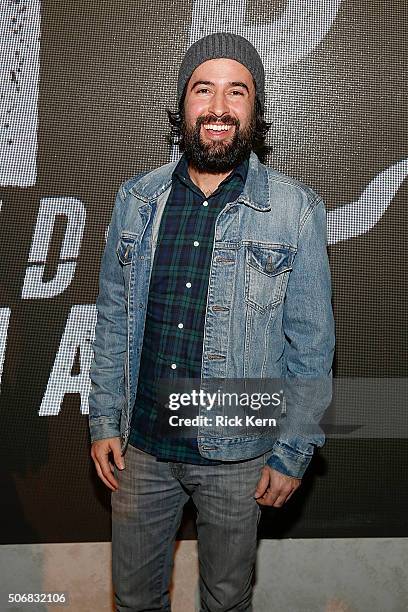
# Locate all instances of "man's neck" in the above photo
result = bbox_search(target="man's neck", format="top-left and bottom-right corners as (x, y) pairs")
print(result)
(187, 164), (234, 197)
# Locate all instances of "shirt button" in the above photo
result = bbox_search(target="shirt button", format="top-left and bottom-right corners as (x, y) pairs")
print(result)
(202, 200), (208, 207)
(185, 282), (192, 288)
(171, 363), (177, 369)
(178, 323), (184, 329)
(193, 241), (199, 247)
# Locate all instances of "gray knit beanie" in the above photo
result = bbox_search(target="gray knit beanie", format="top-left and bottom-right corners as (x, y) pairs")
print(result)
(177, 32), (265, 111)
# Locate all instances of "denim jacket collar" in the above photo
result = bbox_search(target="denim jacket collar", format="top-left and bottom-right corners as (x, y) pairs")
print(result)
(128, 151), (271, 211)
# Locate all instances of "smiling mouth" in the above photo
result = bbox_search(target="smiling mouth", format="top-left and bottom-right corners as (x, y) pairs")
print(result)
(202, 123), (233, 132)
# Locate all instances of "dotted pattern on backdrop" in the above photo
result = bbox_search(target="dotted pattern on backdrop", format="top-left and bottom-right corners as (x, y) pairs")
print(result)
(0, 0), (406, 543)
(0, 0), (40, 186)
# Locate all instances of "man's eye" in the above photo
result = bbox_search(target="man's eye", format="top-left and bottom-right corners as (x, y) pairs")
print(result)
(231, 90), (244, 96)
(197, 88), (209, 94)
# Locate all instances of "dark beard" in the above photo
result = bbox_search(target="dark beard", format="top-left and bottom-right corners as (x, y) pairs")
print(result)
(180, 112), (255, 173)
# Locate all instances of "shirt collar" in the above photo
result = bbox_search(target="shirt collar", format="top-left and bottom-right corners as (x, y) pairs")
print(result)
(129, 151), (271, 211)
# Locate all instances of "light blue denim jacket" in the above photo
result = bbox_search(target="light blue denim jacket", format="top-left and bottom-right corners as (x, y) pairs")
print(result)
(88, 152), (335, 478)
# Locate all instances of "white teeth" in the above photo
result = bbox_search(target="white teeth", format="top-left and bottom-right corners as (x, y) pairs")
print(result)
(203, 124), (231, 131)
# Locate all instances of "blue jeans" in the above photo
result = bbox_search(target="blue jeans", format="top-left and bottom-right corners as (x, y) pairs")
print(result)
(112, 444), (268, 611)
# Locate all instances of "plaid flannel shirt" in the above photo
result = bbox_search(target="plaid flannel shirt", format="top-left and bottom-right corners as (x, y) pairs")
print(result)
(129, 154), (248, 463)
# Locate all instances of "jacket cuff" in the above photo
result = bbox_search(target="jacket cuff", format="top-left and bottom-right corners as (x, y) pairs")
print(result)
(266, 439), (313, 479)
(88, 416), (121, 443)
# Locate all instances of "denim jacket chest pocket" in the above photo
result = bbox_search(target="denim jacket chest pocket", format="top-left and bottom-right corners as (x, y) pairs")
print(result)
(116, 231), (139, 294)
(245, 243), (296, 313)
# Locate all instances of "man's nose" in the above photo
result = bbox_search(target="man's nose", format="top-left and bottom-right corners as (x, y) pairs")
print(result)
(207, 91), (229, 117)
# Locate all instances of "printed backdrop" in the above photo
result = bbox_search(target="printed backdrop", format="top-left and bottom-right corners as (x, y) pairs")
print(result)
(0, 0), (406, 543)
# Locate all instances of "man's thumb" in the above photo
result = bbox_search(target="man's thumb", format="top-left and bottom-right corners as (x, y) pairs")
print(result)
(112, 445), (125, 470)
(254, 469), (269, 499)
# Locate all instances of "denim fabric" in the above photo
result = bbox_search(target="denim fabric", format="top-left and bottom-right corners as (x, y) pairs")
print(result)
(89, 152), (335, 478)
(112, 443), (267, 612)
(129, 154), (247, 463)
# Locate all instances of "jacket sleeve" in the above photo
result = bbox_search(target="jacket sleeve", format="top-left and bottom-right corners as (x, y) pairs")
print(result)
(88, 185), (128, 443)
(266, 196), (335, 478)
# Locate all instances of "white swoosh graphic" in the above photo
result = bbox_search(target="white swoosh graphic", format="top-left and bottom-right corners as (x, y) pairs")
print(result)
(327, 159), (408, 244)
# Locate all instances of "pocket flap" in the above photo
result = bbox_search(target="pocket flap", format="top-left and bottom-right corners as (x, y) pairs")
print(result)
(246, 245), (294, 276)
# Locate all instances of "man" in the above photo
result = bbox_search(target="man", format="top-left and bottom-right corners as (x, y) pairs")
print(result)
(89, 33), (335, 612)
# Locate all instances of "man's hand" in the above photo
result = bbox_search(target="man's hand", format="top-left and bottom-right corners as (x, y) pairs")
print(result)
(91, 437), (125, 491)
(254, 465), (301, 507)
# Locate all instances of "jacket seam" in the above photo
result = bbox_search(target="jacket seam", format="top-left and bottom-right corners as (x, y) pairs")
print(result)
(299, 196), (324, 236)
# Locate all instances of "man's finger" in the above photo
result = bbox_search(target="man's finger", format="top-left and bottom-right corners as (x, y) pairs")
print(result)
(285, 488), (297, 503)
(97, 451), (119, 489)
(112, 446), (125, 471)
(257, 481), (301, 506)
(256, 485), (279, 506)
(271, 493), (289, 508)
(254, 467), (270, 499)
(93, 458), (117, 491)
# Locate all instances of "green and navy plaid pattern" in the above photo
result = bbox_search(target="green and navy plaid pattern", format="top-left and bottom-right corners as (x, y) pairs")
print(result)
(128, 153), (248, 463)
